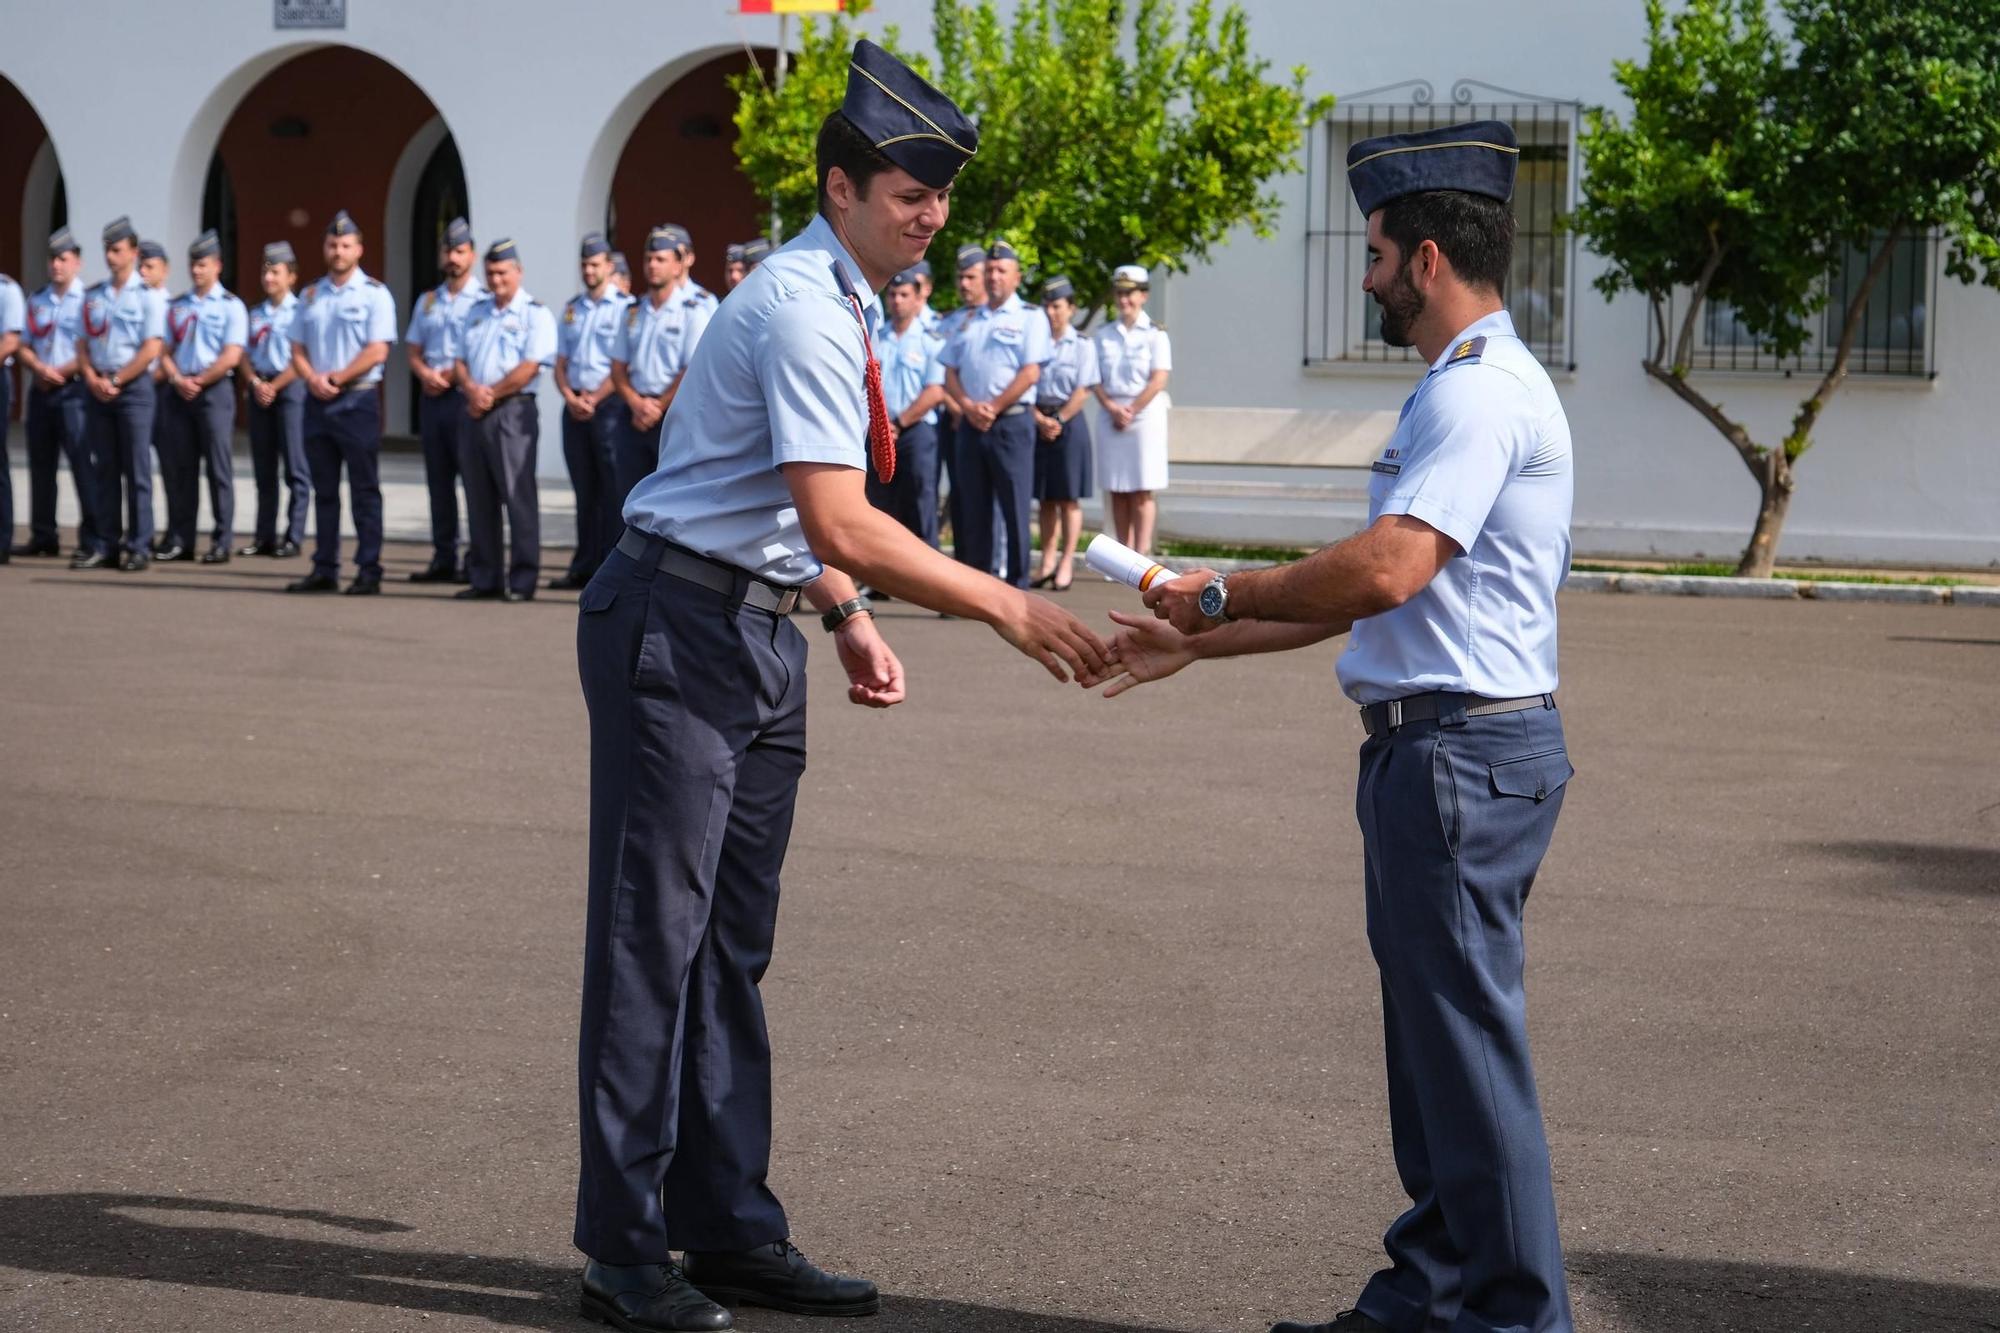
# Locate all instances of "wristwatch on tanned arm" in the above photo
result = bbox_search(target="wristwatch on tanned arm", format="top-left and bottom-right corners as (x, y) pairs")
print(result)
(1199, 572), (1234, 622)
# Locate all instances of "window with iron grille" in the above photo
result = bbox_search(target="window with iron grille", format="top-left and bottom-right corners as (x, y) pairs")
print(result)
(1303, 80), (1579, 371)
(1660, 231), (1939, 379)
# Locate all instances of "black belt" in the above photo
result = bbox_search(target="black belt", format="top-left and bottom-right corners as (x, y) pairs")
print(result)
(1035, 400), (1065, 412)
(998, 403), (1028, 417)
(1359, 691), (1554, 737)
(616, 528), (802, 615)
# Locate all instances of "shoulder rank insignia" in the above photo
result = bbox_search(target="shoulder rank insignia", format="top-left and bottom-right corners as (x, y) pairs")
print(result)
(303, 285), (317, 302)
(563, 304), (576, 324)
(424, 291), (437, 313)
(1445, 336), (1486, 366)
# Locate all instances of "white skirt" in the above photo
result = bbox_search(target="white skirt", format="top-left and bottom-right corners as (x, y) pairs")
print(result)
(1095, 392), (1170, 493)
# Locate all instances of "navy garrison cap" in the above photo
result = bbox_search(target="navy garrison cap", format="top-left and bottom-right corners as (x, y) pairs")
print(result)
(102, 216), (137, 247)
(889, 265), (924, 288)
(1040, 275), (1075, 303)
(646, 224), (691, 253)
(907, 259), (932, 280)
(485, 238), (520, 265)
(579, 231), (610, 259)
(188, 229), (221, 261)
(1346, 119), (1518, 216)
(955, 243), (987, 273)
(49, 226), (79, 257)
(263, 240), (297, 266)
(724, 243), (745, 264)
(840, 39), (978, 188)
(741, 237), (772, 267)
(137, 239), (167, 263)
(611, 251), (630, 278)
(326, 209), (360, 237)
(443, 216), (473, 249)
(986, 239), (1019, 264)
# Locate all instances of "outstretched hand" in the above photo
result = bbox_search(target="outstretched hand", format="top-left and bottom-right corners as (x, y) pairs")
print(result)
(995, 589), (1115, 686)
(1100, 609), (1200, 698)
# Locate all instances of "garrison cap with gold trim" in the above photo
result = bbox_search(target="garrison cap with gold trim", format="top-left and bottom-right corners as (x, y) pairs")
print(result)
(486, 238), (520, 265)
(262, 240), (296, 266)
(326, 209), (361, 238)
(741, 237), (772, 267)
(102, 216), (137, 247)
(646, 224), (691, 254)
(188, 229), (221, 261)
(49, 226), (79, 257)
(579, 231), (611, 259)
(841, 38), (978, 189)
(444, 216), (474, 249)
(1345, 119), (1518, 216)
(137, 239), (167, 263)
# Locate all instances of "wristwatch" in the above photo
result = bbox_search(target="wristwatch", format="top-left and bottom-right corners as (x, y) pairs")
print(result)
(821, 597), (874, 633)
(1198, 573), (1234, 622)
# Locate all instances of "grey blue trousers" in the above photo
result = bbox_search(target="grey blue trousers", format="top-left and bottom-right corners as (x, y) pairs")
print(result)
(1353, 698), (1575, 1333)
(86, 375), (157, 557)
(459, 394), (540, 596)
(573, 532), (805, 1262)
(247, 381), (309, 548)
(20, 380), (97, 552)
(159, 379), (237, 551)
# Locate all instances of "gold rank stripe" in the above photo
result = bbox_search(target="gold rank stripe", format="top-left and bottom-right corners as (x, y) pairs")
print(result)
(850, 61), (976, 157)
(1346, 139), (1520, 171)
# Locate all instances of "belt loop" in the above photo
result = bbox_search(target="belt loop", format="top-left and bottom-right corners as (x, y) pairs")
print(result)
(1436, 693), (1471, 729)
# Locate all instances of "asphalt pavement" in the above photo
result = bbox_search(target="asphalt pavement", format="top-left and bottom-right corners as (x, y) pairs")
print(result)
(2, 546), (1996, 1332)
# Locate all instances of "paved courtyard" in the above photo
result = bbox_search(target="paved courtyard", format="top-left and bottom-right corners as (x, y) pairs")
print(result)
(2, 550), (1996, 1332)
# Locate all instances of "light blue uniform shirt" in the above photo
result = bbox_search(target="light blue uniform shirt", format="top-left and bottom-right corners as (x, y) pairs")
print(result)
(623, 212), (875, 586)
(0, 276), (23, 362)
(1337, 311), (1574, 705)
(26, 278), (85, 369)
(557, 287), (634, 393)
(1038, 325), (1099, 404)
(404, 278), (485, 371)
(939, 291), (1052, 401)
(165, 286), (249, 377)
(296, 269), (397, 385)
(81, 270), (166, 371)
(612, 282), (714, 395)
(875, 316), (944, 425)
(247, 292), (300, 377)
(455, 290), (557, 387)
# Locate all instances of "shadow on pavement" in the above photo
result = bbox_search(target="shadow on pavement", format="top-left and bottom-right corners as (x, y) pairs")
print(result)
(1572, 1249), (2000, 1332)
(1804, 839), (2000, 899)
(0, 1193), (1186, 1332)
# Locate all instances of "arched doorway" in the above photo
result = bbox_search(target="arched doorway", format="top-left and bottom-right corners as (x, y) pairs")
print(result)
(3, 75), (64, 302)
(402, 130), (469, 432)
(607, 49), (777, 294)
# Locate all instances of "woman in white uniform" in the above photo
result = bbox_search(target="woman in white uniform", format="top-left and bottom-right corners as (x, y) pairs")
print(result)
(1092, 264), (1172, 555)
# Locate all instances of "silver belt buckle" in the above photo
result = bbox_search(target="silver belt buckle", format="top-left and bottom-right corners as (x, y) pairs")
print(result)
(1384, 699), (1403, 732)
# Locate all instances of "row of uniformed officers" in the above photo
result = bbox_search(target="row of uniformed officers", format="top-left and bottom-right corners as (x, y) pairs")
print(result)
(0, 212), (1171, 594)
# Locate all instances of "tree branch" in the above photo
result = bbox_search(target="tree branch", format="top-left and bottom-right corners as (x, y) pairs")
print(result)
(1647, 292), (1670, 371)
(1642, 358), (1766, 478)
(1788, 224), (1904, 453)
(1673, 227), (1727, 373)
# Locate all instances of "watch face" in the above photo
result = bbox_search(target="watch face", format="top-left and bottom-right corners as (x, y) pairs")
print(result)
(1199, 584), (1225, 618)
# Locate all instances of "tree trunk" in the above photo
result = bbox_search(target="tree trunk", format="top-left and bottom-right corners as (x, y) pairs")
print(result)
(1735, 449), (1795, 577)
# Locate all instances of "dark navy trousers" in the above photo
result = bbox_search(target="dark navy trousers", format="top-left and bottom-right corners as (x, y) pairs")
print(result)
(0, 369), (12, 549)
(86, 376), (157, 557)
(459, 394), (541, 597)
(1354, 700), (1574, 1333)
(417, 387), (466, 568)
(304, 391), (384, 580)
(25, 381), (100, 552)
(159, 380), (237, 551)
(953, 412), (1034, 586)
(613, 411), (663, 512)
(574, 534), (806, 1263)
(865, 420), (940, 548)
(247, 381), (309, 548)
(562, 397), (628, 580)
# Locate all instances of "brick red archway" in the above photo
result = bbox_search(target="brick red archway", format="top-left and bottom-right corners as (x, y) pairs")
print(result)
(609, 49), (778, 296)
(3, 75), (59, 421)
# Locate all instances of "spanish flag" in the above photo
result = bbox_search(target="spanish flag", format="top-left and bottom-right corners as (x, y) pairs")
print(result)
(739, 0), (844, 11)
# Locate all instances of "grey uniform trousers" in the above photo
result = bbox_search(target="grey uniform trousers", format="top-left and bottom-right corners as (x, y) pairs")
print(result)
(459, 393), (541, 596)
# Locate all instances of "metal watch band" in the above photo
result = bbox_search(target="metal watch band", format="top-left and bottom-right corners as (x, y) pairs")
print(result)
(821, 597), (874, 633)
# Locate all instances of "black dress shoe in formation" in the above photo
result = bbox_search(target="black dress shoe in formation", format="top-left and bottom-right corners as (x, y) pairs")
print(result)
(11, 541), (60, 558)
(682, 1239), (878, 1318)
(199, 546), (231, 564)
(149, 535), (171, 556)
(454, 586), (502, 601)
(154, 542), (189, 563)
(547, 570), (591, 590)
(580, 1260), (732, 1332)
(408, 562), (460, 584)
(275, 539), (302, 558)
(1271, 1310), (1392, 1333)
(344, 575), (381, 596)
(237, 540), (276, 558)
(286, 571), (340, 593)
(118, 552), (151, 572)
(70, 550), (111, 570)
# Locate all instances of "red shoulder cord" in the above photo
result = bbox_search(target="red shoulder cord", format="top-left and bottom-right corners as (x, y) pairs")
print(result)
(843, 291), (896, 485)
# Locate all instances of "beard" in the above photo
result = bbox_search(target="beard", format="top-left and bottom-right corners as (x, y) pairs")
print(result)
(1374, 258), (1426, 348)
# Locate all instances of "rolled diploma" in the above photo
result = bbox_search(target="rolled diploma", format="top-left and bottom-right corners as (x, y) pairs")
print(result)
(1085, 534), (1181, 593)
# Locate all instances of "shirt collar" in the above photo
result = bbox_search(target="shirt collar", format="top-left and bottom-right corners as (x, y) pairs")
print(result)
(800, 213), (878, 316)
(491, 288), (531, 312)
(1427, 309), (1515, 374)
(1117, 309), (1154, 334)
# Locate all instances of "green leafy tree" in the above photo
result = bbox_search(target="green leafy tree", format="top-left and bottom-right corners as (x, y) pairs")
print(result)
(1572, 0), (2000, 577)
(731, 0), (1330, 315)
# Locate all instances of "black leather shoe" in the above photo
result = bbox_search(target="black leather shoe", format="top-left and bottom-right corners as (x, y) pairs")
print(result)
(504, 588), (535, 603)
(580, 1260), (732, 1331)
(70, 551), (111, 570)
(200, 546), (231, 564)
(286, 572), (339, 593)
(683, 1239), (878, 1317)
(237, 540), (276, 558)
(11, 541), (60, 558)
(155, 542), (190, 563)
(547, 570), (590, 590)
(408, 563), (460, 584)
(275, 539), (302, 558)
(454, 586), (502, 601)
(1271, 1311), (1391, 1333)
(344, 576), (381, 596)
(0, 550), (10, 565)
(149, 536), (171, 556)
(118, 552), (151, 572)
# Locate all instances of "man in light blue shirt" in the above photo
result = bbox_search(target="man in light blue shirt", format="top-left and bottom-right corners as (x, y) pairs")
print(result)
(608, 224), (714, 505)
(451, 238), (556, 603)
(75, 216), (166, 570)
(1117, 121), (1578, 1333)
(403, 216), (484, 583)
(551, 232), (634, 590)
(576, 42), (1107, 1333)
(158, 230), (248, 563)
(863, 265), (947, 546)
(288, 209), (398, 595)
(939, 238), (1051, 586)
(9, 228), (95, 560)
(0, 263), (23, 562)
(242, 241), (309, 558)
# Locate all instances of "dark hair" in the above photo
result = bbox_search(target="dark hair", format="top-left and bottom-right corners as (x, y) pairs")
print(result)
(1379, 190), (1514, 295)
(816, 111), (897, 217)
